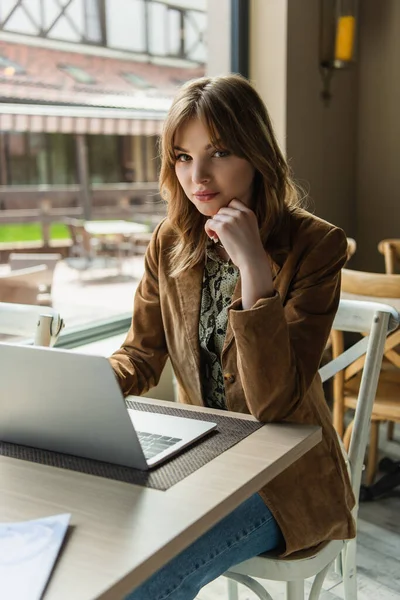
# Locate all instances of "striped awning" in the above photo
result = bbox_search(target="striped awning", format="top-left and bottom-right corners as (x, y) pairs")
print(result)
(0, 103), (165, 135)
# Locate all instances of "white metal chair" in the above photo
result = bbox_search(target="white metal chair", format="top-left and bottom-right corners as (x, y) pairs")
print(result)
(224, 298), (399, 600)
(0, 302), (65, 346)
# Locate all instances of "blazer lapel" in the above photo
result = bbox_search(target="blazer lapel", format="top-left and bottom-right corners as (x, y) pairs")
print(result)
(175, 218), (290, 384)
(175, 260), (204, 402)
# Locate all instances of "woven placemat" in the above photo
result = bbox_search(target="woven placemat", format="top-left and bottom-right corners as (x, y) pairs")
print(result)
(0, 401), (263, 491)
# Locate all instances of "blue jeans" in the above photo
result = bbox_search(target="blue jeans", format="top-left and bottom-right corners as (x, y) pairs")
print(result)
(125, 492), (283, 600)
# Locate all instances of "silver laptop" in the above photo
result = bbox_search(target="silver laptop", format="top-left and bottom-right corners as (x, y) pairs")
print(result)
(0, 343), (217, 470)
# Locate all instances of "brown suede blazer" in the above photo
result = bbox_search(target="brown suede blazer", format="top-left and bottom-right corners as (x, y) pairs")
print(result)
(110, 207), (356, 556)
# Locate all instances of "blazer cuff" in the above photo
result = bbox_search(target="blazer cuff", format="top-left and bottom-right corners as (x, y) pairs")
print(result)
(229, 290), (281, 315)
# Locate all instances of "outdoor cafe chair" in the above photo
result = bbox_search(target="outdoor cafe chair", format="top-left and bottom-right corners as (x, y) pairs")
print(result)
(8, 252), (61, 296)
(224, 298), (398, 600)
(63, 218), (126, 275)
(0, 265), (52, 306)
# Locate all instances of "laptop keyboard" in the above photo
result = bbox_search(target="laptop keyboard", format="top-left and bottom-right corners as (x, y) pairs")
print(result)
(137, 431), (182, 460)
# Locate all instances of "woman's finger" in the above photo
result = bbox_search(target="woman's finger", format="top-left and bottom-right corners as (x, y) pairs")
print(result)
(209, 213), (233, 223)
(204, 219), (220, 241)
(228, 198), (250, 212)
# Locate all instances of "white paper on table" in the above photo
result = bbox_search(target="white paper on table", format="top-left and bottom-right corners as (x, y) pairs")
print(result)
(0, 513), (71, 600)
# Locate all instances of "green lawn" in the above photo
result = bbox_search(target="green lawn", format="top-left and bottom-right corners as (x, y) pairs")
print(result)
(0, 223), (70, 243)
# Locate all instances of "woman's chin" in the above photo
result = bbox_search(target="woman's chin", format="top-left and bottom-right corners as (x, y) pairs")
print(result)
(195, 204), (219, 217)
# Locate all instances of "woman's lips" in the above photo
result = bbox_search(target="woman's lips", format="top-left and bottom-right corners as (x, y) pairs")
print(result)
(194, 192), (219, 202)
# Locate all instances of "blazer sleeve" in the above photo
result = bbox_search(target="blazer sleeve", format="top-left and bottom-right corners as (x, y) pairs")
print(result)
(228, 226), (347, 422)
(109, 223), (168, 397)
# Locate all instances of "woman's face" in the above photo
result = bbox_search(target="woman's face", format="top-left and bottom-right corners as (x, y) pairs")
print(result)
(173, 118), (255, 217)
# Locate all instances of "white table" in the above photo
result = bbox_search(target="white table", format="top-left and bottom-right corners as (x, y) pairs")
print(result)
(84, 220), (149, 236)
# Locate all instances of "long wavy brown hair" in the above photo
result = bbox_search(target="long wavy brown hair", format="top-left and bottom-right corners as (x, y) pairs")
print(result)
(159, 74), (300, 277)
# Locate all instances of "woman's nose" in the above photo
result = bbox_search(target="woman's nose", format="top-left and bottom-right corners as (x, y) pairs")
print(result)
(192, 161), (210, 184)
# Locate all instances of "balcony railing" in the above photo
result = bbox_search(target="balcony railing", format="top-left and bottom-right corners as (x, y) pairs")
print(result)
(0, 182), (166, 244)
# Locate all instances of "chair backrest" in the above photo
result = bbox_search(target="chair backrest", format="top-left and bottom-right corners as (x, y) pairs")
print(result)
(341, 267), (400, 370)
(319, 299), (399, 504)
(342, 267), (400, 298)
(9, 253), (61, 295)
(9, 253), (61, 272)
(378, 238), (400, 274)
(63, 218), (91, 255)
(0, 265), (50, 304)
(0, 302), (64, 346)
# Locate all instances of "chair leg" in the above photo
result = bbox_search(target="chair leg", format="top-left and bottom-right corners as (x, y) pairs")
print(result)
(387, 421), (395, 441)
(366, 421), (380, 485)
(286, 580), (305, 600)
(224, 572), (274, 600)
(334, 551), (343, 577)
(308, 564), (331, 600)
(343, 538), (358, 600)
(226, 577), (239, 600)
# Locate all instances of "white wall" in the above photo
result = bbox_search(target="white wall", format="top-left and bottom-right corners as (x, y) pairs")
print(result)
(285, 0), (358, 233)
(249, 0), (288, 155)
(355, 0), (400, 271)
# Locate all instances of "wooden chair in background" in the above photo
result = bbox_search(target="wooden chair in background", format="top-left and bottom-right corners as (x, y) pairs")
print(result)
(333, 268), (400, 485)
(346, 237), (357, 263)
(378, 238), (400, 442)
(378, 238), (400, 274)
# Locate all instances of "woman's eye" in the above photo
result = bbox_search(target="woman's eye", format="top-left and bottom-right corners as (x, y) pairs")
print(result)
(175, 153), (191, 162)
(213, 149), (230, 158)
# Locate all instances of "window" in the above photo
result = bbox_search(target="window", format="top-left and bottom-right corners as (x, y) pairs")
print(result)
(58, 64), (96, 84)
(28, 133), (49, 185)
(0, 0), (209, 349)
(48, 135), (78, 185)
(0, 0), (106, 46)
(84, 0), (104, 43)
(121, 73), (152, 89)
(4, 133), (77, 185)
(7, 133), (30, 185)
(87, 135), (122, 183)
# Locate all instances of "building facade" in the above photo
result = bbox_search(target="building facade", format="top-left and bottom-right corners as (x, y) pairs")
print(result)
(0, 0), (206, 221)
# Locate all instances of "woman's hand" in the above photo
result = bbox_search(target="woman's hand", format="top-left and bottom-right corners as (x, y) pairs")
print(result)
(204, 199), (264, 269)
(204, 199), (275, 308)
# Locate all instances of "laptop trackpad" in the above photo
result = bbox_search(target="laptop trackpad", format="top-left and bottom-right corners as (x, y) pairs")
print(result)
(127, 408), (217, 467)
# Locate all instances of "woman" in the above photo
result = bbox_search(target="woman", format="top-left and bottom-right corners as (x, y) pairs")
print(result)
(110, 74), (355, 600)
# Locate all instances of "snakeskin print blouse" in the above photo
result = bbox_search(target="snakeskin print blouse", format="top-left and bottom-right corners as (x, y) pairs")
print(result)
(199, 242), (239, 409)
